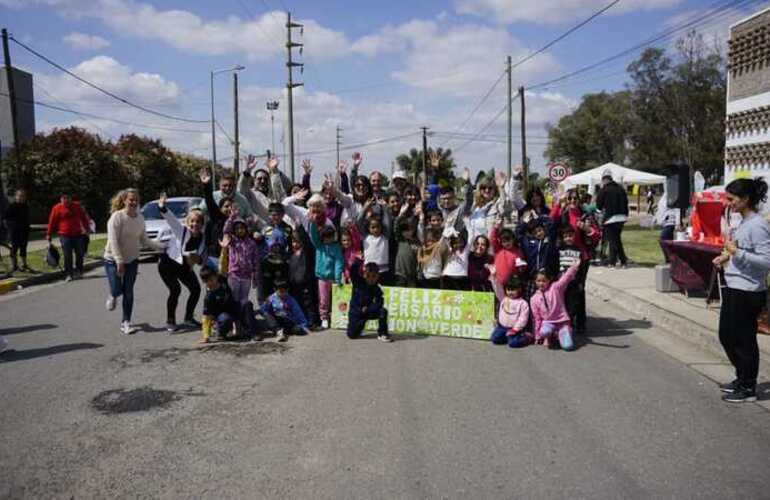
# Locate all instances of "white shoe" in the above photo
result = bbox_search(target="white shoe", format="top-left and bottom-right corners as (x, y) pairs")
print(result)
(120, 321), (136, 335)
(378, 334), (393, 343)
(321, 319), (330, 329)
(0, 336), (8, 354)
(277, 329), (288, 342)
(106, 295), (116, 311)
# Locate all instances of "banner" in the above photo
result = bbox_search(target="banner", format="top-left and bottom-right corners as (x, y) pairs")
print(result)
(331, 285), (496, 340)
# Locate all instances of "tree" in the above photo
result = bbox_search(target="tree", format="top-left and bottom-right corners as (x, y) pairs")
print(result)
(395, 147), (456, 187)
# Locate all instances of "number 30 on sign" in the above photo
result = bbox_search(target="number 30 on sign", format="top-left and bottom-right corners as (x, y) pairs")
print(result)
(548, 163), (570, 182)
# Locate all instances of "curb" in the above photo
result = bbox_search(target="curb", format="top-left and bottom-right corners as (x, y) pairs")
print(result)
(0, 259), (105, 295)
(586, 276), (770, 376)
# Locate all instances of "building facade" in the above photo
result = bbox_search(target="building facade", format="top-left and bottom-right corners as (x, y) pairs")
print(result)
(0, 66), (35, 159)
(725, 7), (770, 184)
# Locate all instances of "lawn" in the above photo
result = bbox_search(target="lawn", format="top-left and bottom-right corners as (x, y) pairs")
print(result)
(619, 225), (664, 268)
(0, 237), (107, 278)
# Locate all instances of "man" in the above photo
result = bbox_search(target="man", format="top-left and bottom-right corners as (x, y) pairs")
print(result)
(596, 170), (629, 268)
(237, 158), (291, 224)
(370, 171), (388, 202)
(391, 170), (409, 198)
(438, 182), (471, 237)
(46, 194), (90, 280)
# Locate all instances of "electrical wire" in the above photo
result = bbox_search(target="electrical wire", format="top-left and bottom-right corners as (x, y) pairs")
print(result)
(438, 70), (506, 148)
(9, 36), (209, 124)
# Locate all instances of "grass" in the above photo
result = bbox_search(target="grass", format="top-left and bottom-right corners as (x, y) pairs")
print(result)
(0, 237), (107, 279)
(619, 225), (663, 268)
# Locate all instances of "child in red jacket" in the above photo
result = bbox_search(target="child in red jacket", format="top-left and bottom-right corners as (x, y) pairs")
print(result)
(489, 217), (527, 287)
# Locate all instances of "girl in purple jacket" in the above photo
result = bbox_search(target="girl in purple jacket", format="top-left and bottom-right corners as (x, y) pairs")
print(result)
(222, 217), (260, 305)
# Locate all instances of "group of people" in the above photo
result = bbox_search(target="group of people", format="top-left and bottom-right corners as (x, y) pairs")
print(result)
(98, 154), (610, 350)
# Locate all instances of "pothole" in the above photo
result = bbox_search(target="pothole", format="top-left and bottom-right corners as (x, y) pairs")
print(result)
(91, 387), (181, 414)
(197, 342), (290, 357)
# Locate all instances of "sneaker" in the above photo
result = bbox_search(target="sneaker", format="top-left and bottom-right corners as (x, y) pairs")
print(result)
(321, 319), (330, 329)
(0, 336), (8, 354)
(183, 318), (202, 329)
(722, 386), (757, 403)
(719, 379), (740, 394)
(277, 329), (288, 342)
(165, 322), (179, 333)
(120, 321), (137, 335)
(105, 295), (116, 311)
(378, 334), (393, 343)
(64, 275), (74, 283)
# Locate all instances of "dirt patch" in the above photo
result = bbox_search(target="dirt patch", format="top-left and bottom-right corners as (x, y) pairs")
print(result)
(91, 387), (181, 414)
(197, 341), (290, 357)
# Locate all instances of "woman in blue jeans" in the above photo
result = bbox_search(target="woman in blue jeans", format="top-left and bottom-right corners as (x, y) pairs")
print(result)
(103, 189), (165, 335)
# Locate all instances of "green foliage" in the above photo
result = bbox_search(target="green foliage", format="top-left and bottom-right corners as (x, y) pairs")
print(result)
(395, 147), (456, 187)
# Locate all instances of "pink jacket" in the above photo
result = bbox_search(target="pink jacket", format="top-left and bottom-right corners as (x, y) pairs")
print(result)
(530, 264), (579, 335)
(491, 280), (529, 333)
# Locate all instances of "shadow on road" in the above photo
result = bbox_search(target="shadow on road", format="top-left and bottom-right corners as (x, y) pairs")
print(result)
(0, 342), (103, 362)
(572, 315), (652, 350)
(757, 382), (770, 401)
(0, 323), (58, 336)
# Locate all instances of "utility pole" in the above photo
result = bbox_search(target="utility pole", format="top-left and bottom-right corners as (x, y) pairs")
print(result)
(209, 70), (217, 182)
(266, 100), (279, 155)
(285, 12), (304, 183)
(519, 86), (528, 192)
(233, 72), (240, 175)
(336, 125), (342, 167)
(2, 28), (22, 186)
(506, 55), (512, 180)
(421, 126), (429, 181)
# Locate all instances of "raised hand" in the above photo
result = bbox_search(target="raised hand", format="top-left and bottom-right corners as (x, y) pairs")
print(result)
(158, 192), (168, 209)
(429, 151), (440, 169)
(301, 159), (313, 174)
(267, 157), (279, 174)
(199, 168), (212, 184)
(220, 233), (231, 248)
(495, 170), (507, 188)
(352, 152), (362, 168)
(462, 167), (471, 182)
(337, 160), (348, 174)
(323, 173), (335, 189)
(295, 188), (310, 200)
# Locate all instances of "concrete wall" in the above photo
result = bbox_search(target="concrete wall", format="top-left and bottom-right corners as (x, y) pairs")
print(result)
(0, 66), (35, 159)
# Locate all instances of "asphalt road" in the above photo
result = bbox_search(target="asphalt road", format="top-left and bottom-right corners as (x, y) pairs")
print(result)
(1, 263), (769, 499)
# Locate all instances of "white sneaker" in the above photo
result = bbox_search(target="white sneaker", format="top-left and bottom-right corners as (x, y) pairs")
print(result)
(105, 295), (116, 311)
(277, 329), (288, 342)
(120, 321), (136, 335)
(378, 334), (393, 343)
(321, 319), (330, 329)
(0, 336), (8, 354)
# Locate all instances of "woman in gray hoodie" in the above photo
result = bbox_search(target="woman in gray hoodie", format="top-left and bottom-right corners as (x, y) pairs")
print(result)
(713, 178), (770, 403)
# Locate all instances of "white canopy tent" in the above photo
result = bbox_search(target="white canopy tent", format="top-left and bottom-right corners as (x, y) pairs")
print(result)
(560, 162), (666, 193)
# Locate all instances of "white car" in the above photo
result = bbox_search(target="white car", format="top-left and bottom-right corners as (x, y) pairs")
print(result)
(141, 197), (203, 255)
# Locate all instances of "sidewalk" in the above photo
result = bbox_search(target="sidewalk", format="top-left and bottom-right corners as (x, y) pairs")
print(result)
(25, 233), (107, 253)
(586, 266), (770, 377)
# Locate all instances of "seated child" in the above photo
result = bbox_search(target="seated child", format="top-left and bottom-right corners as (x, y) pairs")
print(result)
(258, 279), (310, 342)
(468, 235), (493, 292)
(347, 259), (392, 342)
(200, 266), (258, 343)
(529, 262), (580, 351)
(489, 275), (531, 348)
(308, 223), (344, 329)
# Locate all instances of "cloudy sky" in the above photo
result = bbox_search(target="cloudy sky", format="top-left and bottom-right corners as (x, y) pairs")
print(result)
(0, 0), (762, 184)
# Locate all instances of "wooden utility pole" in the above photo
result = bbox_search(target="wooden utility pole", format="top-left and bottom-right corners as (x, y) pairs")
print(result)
(506, 56), (512, 180)
(421, 126), (429, 179)
(2, 28), (22, 186)
(233, 72), (240, 175)
(519, 86), (528, 192)
(285, 12), (304, 183)
(336, 125), (342, 167)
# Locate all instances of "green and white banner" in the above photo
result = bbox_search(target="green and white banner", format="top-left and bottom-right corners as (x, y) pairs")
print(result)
(330, 286), (496, 340)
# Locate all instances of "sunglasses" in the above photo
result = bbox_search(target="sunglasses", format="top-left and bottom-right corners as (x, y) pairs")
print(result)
(256, 176), (269, 182)
(481, 186), (495, 191)
(354, 183), (366, 188)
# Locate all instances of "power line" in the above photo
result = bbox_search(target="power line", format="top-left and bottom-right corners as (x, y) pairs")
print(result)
(527, 0), (759, 91)
(439, 70), (506, 148)
(32, 82), (116, 140)
(9, 36), (209, 123)
(453, 104), (510, 153)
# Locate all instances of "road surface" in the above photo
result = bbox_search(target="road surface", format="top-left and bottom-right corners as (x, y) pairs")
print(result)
(1, 263), (768, 499)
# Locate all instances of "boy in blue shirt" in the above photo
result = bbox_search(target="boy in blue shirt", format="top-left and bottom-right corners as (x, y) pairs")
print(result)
(258, 279), (309, 342)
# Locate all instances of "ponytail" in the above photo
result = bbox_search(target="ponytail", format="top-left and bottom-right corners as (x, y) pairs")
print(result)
(726, 177), (768, 210)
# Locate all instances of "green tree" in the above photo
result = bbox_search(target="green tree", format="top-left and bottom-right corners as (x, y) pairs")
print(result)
(395, 147), (456, 187)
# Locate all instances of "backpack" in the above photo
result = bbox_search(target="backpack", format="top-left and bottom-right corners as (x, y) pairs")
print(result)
(46, 244), (60, 268)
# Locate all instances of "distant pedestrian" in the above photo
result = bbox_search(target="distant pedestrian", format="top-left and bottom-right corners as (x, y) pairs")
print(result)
(596, 170), (629, 268)
(713, 178), (770, 403)
(46, 193), (90, 280)
(646, 188), (655, 215)
(104, 188), (165, 335)
(3, 189), (33, 273)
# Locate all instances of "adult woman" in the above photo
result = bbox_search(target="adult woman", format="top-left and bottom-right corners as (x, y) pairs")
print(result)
(3, 189), (32, 273)
(104, 189), (164, 335)
(713, 178), (770, 403)
(467, 172), (512, 244)
(46, 193), (90, 281)
(158, 193), (206, 332)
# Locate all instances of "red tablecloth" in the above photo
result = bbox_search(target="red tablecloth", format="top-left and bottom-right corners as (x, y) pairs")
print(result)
(661, 241), (722, 296)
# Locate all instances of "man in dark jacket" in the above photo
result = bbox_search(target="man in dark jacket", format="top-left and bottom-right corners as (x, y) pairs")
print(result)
(596, 170), (629, 267)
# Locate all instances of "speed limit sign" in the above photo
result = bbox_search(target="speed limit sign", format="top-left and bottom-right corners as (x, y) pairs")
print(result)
(548, 163), (570, 182)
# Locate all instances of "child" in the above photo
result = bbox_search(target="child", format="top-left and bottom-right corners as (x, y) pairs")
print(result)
(490, 218), (527, 288)
(489, 275), (531, 348)
(468, 235), (493, 292)
(309, 223), (344, 329)
(200, 267), (257, 343)
(222, 217), (260, 305)
(394, 219), (419, 288)
(558, 226), (589, 335)
(258, 279), (310, 342)
(263, 202), (292, 252)
(516, 216), (558, 299)
(347, 260), (392, 342)
(530, 262), (580, 351)
(288, 225), (320, 329)
(260, 238), (289, 302)
(340, 224), (362, 284)
(441, 229), (470, 290)
(357, 203), (392, 285)
(417, 227), (444, 289)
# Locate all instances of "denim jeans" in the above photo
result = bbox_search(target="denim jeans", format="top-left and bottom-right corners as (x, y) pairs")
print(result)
(60, 236), (85, 276)
(105, 259), (139, 322)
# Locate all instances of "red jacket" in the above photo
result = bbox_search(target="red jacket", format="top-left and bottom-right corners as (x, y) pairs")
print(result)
(489, 225), (527, 285)
(47, 201), (89, 239)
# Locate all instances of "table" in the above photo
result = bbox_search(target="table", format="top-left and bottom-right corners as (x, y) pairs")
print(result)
(661, 240), (722, 299)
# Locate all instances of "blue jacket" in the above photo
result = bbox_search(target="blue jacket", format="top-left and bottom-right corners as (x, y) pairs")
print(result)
(349, 259), (384, 316)
(515, 216), (559, 279)
(308, 223), (344, 282)
(258, 293), (308, 327)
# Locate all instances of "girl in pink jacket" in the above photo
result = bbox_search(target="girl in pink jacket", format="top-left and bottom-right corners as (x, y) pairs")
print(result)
(489, 274), (531, 348)
(530, 262), (580, 350)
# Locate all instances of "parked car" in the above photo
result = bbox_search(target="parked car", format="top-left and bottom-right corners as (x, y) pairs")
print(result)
(141, 197), (203, 255)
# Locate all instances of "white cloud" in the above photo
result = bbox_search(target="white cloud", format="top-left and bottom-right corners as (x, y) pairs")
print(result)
(455, 0), (684, 25)
(62, 32), (110, 50)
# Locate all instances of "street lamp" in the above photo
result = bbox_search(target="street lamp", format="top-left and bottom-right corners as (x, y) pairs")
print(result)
(266, 100), (279, 156)
(210, 65), (245, 181)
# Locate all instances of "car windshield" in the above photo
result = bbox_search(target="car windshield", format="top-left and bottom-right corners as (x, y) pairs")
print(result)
(142, 201), (190, 220)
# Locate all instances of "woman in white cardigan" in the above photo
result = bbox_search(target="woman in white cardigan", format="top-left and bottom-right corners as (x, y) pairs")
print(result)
(157, 194), (207, 332)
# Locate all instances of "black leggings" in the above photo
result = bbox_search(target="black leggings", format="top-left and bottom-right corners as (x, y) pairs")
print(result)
(158, 256), (201, 323)
(719, 287), (765, 388)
